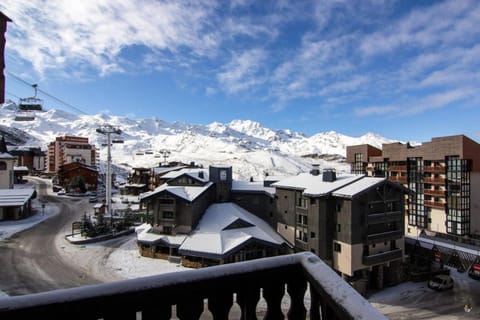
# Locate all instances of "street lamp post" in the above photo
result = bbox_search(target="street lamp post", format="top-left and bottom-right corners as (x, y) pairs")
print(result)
(96, 124), (122, 232)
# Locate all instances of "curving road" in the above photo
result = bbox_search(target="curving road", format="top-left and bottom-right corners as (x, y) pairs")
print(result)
(0, 178), (125, 296)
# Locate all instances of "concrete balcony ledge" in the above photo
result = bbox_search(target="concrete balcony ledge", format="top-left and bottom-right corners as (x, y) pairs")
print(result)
(0, 252), (386, 320)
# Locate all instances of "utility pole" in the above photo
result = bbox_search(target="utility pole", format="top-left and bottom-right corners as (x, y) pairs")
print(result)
(96, 124), (122, 231)
(159, 149), (170, 165)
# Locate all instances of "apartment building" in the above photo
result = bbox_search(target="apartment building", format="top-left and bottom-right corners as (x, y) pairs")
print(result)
(272, 167), (407, 289)
(47, 136), (96, 174)
(347, 134), (480, 241)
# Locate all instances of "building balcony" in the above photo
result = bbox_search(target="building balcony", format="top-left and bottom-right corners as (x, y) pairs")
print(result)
(423, 177), (445, 185)
(388, 165), (407, 172)
(362, 248), (403, 266)
(366, 230), (403, 244)
(423, 189), (445, 197)
(388, 176), (407, 184)
(424, 166), (445, 173)
(367, 211), (403, 225)
(424, 200), (446, 209)
(0, 252), (386, 320)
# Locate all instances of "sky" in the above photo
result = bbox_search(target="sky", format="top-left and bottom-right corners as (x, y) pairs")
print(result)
(1, 0), (479, 143)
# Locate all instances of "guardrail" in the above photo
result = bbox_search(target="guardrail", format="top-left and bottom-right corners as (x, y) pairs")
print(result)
(0, 252), (386, 319)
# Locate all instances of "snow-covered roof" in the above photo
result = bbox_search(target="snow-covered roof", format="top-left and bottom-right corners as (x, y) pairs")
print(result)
(140, 182), (213, 202)
(272, 172), (364, 197)
(332, 177), (386, 199)
(231, 180), (275, 196)
(14, 166), (29, 171)
(264, 175), (287, 182)
(0, 188), (35, 207)
(161, 168), (209, 183)
(179, 202), (288, 259)
(136, 224), (187, 246)
(152, 165), (186, 175)
(0, 152), (15, 159)
(122, 183), (146, 188)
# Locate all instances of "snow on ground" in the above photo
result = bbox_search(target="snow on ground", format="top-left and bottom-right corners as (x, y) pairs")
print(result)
(106, 236), (188, 278)
(0, 183), (58, 241)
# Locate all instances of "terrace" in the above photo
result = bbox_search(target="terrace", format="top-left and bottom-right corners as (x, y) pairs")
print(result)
(0, 252), (386, 319)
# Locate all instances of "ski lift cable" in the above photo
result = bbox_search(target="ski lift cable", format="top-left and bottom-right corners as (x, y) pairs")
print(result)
(5, 90), (21, 100)
(6, 71), (89, 115)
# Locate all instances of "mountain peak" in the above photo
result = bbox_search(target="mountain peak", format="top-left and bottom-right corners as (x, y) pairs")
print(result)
(0, 104), (393, 180)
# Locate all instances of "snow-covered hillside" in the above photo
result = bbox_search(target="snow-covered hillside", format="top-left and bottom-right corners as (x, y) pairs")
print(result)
(0, 101), (395, 180)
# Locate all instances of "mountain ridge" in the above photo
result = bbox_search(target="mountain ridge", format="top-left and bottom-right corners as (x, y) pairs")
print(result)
(0, 101), (396, 180)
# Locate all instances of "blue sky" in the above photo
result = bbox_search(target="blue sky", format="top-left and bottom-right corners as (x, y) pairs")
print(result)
(1, 0), (479, 142)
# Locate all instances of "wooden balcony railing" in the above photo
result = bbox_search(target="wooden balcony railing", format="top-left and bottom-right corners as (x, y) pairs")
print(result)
(366, 230), (404, 244)
(363, 248), (403, 266)
(424, 166), (445, 173)
(424, 200), (446, 209)
(367, 211), (403, 225)
(423, 177), (445, 185)
(388, 165), (407, 172)
(388, 176), (407, 184)
(423, 189), (445, 197)
(0, 252), (386, 320)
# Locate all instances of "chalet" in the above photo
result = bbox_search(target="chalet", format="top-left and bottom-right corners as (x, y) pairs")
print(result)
(8, 146), (46, 174)
(0, 136), (36, 220)
(57, 162), (98, 192)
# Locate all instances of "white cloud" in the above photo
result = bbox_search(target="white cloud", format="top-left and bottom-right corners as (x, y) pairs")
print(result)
(217, 48), (267, 94)
(354, 105), (400, 117)
(1, 0), (220, 76)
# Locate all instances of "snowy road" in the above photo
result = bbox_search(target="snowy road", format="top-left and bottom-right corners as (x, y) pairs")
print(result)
(0, 178), (129, 295)
(0, 195), (103, 295)
(370, 267), (480, 319)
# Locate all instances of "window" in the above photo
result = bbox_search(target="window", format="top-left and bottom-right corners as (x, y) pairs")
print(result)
(0, 161), (6, 170)
(162, 211), (174, 219)
(163, 226), (172, 234)
(334, 242), (341, 252)
(336, 224), (341, 232)
(220, 170), (227, 181)
(310, 232), (316, 238)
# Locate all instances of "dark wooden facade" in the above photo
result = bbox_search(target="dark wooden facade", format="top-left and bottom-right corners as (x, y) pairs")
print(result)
(57, 162), (98, 191)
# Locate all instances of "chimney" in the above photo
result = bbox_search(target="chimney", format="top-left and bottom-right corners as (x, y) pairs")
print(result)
(310, 164), (320, 176)
(322, 168), (336, 182)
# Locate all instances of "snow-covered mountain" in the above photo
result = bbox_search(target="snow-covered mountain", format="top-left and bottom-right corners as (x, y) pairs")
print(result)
(0, 101), (395, 180)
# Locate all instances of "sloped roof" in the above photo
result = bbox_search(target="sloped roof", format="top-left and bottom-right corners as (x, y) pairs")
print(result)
(272, 172), (364, 197)
(0, 153), (15, 160)
(179, 202), (288, 259)
(152, 165), (186, 175)
(332, 177), (386, 199)
(0, 189), (35, 207)
(136, 225), (187, 246)
(139, 182), (213, 202)
(161, 168), (209, 183)
(231, 180), (275, 196)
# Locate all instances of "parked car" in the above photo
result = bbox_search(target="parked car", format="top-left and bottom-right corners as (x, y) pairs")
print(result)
(57, 189), (66, 195)
(89, 196), (98, 203)
(428, 275), (453, 291)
